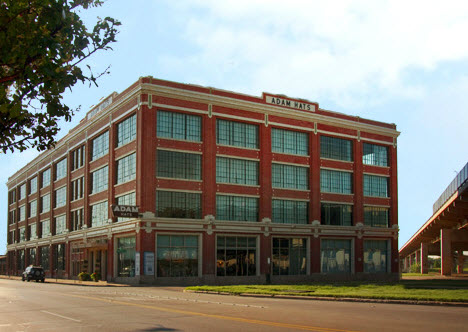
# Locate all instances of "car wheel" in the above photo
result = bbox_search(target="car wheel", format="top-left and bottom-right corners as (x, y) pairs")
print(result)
(35, 279), (39, 282)
(41, 279), (45, 283)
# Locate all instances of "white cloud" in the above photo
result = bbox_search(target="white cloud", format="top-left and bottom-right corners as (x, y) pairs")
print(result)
(161, 0), (468, 108)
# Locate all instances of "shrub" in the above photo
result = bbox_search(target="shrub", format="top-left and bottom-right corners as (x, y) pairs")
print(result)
(409, 263), (421, 273)
(78, 272), (91, 281)
(91, 272), (101, 282)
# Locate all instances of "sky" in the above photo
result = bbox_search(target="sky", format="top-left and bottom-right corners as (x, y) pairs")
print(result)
(1, 0), (468, 254)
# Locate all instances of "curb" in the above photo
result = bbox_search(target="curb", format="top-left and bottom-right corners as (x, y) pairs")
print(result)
(0, 275), (128, 287)
(184, 290), (468, 307)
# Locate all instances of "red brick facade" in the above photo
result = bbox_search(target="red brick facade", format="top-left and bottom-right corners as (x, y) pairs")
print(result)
(6, 77), (400, 283)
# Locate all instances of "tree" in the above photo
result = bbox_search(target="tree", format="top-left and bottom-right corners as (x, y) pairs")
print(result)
(0, 0), (120, 153)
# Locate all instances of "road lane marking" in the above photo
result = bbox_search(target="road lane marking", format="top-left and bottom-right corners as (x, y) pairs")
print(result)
(62, 293), (358, 332)
(40, 310), (81, 323)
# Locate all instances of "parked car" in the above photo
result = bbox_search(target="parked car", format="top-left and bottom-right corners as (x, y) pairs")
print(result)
(22, 266), (45, 282)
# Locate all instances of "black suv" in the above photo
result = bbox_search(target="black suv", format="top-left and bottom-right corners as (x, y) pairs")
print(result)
(22, 266), (45, 282)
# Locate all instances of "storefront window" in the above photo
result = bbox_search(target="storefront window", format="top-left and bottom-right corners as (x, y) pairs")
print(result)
(320, 239), (351, 273)
(117, 237), (136, 277)
(272, 238), (307, 275)
(55, 244), (66, 271)
(40, 246), (50, 270)
(157, 235), (198, 277)
(364, 240), (388, 273)
(217, 236), (257, 277)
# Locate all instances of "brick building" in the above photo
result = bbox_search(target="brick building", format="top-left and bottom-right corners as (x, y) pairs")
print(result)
(6, 77), (400, 284)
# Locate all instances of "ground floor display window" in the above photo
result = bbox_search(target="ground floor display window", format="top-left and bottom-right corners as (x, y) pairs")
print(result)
(117, 236), (136, 277)
(40, 246), (50, 270)
(30, 248), (36, 266)
(17, 250), (25, 271)
(363, 240), (388, 273)
(157, 235), (198, 277)
(217, 236), (256, 276)
(54, 244), (66, 271)
(272, 238), (307, 275)
(320, 239), (351, 273)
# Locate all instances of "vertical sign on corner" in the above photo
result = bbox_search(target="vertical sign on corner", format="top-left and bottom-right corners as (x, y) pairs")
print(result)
(144, 252), (155, 276)
(135, 252), (140, 276)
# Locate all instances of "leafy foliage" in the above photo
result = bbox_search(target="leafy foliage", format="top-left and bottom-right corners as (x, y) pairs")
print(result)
(0, 0), (120, 153)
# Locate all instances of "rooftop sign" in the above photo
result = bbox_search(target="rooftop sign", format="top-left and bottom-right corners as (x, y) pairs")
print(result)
(111, 205), (140, 218)
(265, 94), (316, 112)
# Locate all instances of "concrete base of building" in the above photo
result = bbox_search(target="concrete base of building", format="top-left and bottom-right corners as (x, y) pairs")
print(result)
(110, 273), (400, 286)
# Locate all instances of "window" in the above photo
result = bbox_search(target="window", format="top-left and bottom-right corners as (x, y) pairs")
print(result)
(216, 119), (258, 149)
(320, 169), (352, 194)
(19, 227), (26, 242)
(321, 203), (353, 226)
(364, 174), (388, 197)
(29, 200), (37, 218)
(54, 158), (67, 181)
(29, 248), (36, 264)
(91, 166), (108, 194)
(29, 177), (37, 195)
(91, 201), (108, 227)
(320, 136), (353, 161)
(157, 235), (198, 277)
(29, 223), (37, 240)
(19, 183), (26, 200)
(272, 128), (308, 155)
(54, 244), (66, 271)
(157, 150), (201, 180)
(70, 177), (84, 201)
(55, 215), (67, 235)
(71, 208), (84, 231)
(272, 238), (307, 276)
(156, 191), (201, 219)
(8, 230), (15, 244)
(71, 145), (85, 171)
(54, 186), (67, 208)
(91, 131), (109, 161)
(363, 143), (388, 167)
(42, 220), (50, 237)
(116, 153), (136, 184)
(272, 200), (308, 224)
(116, 192), (136, 222)
(117, 114), (136, 147)
(40, 246), (50, 270)
(217, 236), (257, 276)
(18, 249), (25, 271)
(117, 236), (136, 277)
(8, 210), (16, 225)
(272, 163), (308, 190)
(157, 110), (201, 142)
(216, 195), (258, 222)
(216, 157), (258, 185)
(364, 207), (389, 228)
(41, 168), (51, 188)
(321, 239), (352, 273)
(18, 205), (26, 221)
(364, 240), (388, 273)
(8, 189), (16, 205)
(41, 194), (50, 213)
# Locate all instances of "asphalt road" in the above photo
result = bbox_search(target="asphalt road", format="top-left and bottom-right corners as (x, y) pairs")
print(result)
(0, 279), (467, 331)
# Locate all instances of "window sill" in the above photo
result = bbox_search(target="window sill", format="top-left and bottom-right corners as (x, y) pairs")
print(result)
(320, 157), (354, 164)
(156, 177), (202, 182)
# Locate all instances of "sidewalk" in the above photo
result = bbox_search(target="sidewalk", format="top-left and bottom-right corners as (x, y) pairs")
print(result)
(0, 275), (128, 287)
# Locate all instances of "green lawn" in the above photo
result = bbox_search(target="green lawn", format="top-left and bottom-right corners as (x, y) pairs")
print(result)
(186, 280), (468, 302)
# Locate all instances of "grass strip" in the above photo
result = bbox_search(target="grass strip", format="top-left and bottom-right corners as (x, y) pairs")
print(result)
(186, 280), (468, 302)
